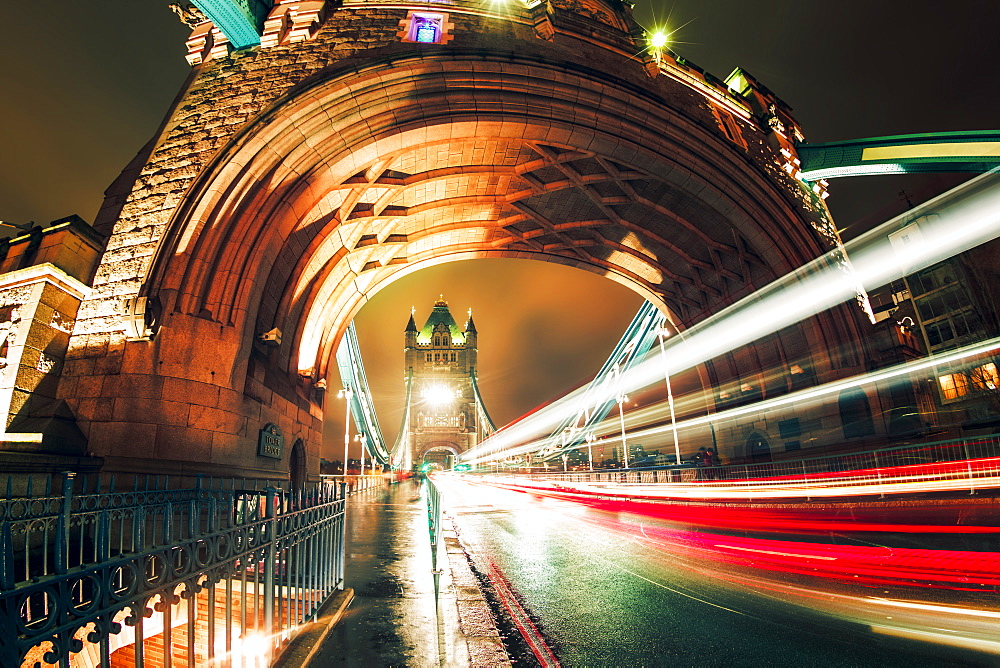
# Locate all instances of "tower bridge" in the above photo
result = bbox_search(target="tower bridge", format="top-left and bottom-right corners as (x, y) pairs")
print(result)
(8, 0), (866, 485)
(1, 0), (999, 664)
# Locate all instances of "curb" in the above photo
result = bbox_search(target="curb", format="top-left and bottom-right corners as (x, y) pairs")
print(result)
(272, 588), (354, 668)
(441, 515), (513, 667)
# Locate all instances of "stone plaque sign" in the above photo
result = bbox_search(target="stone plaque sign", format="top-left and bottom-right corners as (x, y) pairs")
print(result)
(258, 423), (283, 459)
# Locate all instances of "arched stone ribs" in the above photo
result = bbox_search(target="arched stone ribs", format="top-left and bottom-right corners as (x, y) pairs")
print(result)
(258, 209), (343, 342)
(171, 151), (333, 324)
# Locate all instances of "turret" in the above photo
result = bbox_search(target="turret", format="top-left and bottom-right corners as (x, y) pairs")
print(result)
(464, 311), (478, 349)
(404, 308), (418, 348)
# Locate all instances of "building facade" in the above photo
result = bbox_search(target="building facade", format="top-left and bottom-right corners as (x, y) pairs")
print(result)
(404, 298), (479, 468)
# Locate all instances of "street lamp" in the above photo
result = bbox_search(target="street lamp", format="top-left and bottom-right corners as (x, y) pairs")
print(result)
(355, 433), (366, 476)
(616, 392), (629, 469)
(337, 388), (353, 475)
(585, 432), (595, 472)
(657, 327), (682, 474)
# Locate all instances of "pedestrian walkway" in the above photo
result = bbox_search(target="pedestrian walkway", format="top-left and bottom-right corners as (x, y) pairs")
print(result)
(306, 478), (510, 667)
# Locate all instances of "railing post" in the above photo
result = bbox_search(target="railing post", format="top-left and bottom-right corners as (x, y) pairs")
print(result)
(0, 521), (14, 590)
(264, 486), (278, 664)
(55, 471), (75, 574)
(337, 483), (346, 588)
(963, 440), (976, 494)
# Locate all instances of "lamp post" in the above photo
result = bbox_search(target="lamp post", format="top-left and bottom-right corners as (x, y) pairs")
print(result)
(585, 432), (595, 472)
(337, 388), (353, 475)
(657, 327), (682, 474)
(617, 392), (629, 469)
(355, 433), (366, 476)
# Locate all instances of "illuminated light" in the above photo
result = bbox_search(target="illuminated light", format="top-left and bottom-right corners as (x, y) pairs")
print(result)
(862, 141), (1000, 161)
(415, 23), (437, 42)
(867, 598), (1000, 619)
(871, 625), (1000, 655)
(422, 384), (455, 405)
(718, 545), (838, 561)
(800, 162), (909, 181)
(649, 30), (669, 49)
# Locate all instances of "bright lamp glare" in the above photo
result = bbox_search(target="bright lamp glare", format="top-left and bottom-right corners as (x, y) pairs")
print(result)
(422, 385), (455, 405)
(650, 31), (669, 49)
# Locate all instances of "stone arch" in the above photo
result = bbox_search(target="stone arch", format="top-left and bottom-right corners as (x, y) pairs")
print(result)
(839, 388), (875, 439)
(68, 49), (838, 479)
(147, 54), (823, 375)
(419, 442), (462, 468)
(289, 438), (306, 491)
(746, 431), (772, 463)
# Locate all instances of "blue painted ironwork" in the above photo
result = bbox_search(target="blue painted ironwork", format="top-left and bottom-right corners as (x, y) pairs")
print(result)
(425, 478), (442, 573)
(470, 370), (496, 437)
(189, 0), (269, 49)
(0, 472), (346, 666)
(337, 321), (400, 468)
(797, 130), (1000, 182)
(541, 301), (665, 461)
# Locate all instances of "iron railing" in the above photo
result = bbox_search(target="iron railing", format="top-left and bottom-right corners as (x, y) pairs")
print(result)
(0, 473), (346, 667)
(505, 435), (1000, 493)
(321, 473), (390, 495)
(425, 478), (442, 573)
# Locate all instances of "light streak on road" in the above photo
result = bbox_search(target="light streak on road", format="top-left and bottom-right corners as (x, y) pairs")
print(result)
(461, 171), (1000, 465)
(434, 474), (1000, 658)
(465, 334), (1000, 465)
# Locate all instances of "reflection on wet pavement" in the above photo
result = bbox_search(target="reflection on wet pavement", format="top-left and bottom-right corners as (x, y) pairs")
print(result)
(312, 480), (475, 666)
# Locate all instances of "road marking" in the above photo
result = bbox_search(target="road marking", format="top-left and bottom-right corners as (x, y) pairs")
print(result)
(719, 545), (838, 560)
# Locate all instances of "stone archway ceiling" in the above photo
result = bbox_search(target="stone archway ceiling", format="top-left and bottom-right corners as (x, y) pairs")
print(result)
(289, 139), (767, 331)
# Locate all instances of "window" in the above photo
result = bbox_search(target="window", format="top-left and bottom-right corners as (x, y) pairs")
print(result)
(938, 373), (968, 400)
(414, 16), (438, 43)
(926, 320), (955, 348)
(711, 105), (747, 148)
(971, 363), (999, 391)
(426, 353), (432, 362)
(398, 11), (453, 45)
(450, 353), (456, 362)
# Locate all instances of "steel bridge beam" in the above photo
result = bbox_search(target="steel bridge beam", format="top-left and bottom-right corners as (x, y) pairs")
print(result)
(797, 130), (1000, 182)
(189, 0), (269, 48)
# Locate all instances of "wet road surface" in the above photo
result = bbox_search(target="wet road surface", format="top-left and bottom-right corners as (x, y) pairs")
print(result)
(436, 476), (997, 667)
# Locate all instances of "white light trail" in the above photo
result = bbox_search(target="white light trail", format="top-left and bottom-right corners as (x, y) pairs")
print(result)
(461, 170), (1000, 465)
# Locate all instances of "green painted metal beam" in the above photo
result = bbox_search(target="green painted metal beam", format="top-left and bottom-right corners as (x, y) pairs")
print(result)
(190, 0), (269, 49)
(797, 130), (1000, 182)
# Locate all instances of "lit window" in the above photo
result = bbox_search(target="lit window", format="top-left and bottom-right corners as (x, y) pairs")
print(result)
(971, 362), (999, 391)
(938, 373), (969, 400)
(398, 11), (452, 45)
(414, 17), (438, 43)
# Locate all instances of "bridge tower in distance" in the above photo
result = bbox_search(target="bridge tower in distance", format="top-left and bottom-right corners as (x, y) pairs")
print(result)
(404, 297), (479, 469)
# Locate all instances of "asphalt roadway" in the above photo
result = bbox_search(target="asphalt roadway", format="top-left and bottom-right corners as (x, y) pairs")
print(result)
(434, 475), (999, 667)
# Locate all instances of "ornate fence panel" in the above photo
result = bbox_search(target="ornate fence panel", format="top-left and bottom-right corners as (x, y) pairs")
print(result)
(0, 473), (346, 667)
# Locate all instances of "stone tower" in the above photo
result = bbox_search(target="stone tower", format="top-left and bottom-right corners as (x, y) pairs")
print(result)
(404, 298), (479, 468)
(40, 0), (861, 483)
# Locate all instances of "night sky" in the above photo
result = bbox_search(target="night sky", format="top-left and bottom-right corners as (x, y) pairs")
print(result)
(2, 1), (997, 460)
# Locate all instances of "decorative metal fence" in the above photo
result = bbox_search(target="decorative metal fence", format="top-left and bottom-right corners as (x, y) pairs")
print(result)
(425, 478), (442, 573)
(0, 473), (346, 668)
(320, 473), (389, 495)
(517, 435), (1000, 493)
